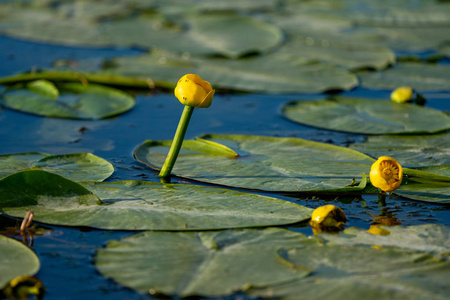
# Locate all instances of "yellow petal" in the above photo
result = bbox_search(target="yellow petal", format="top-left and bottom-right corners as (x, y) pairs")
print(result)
(370, 156), (403, 193)
(391, 86), (413, 103)
(196, 89), (215, 108)
(174, 74), (214, 108)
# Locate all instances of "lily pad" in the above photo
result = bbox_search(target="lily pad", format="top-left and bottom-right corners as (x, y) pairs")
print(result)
(282, 97), (450, 134)
(0, 235), (40, 289)
(320, 224), (450, 259)
(188, 12), (283, 58)
(96, 225), (450, 298)
(349, 133), (450, 167)
(95, 228), (310, 297)
(134, 134), (375, 192)
(249, 225), (450, 300)
(358, 63), (450, 91)
(0, 152), (114, 182)
(0, 82), (135, 119)
(395, 174), (450, 204)
(0, 170), (313, 230)
(105, 50), (358, 93)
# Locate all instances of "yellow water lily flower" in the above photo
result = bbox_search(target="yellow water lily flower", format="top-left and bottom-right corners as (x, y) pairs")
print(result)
(310, 204), (346, 234)
(391, 86), (413, 103)
(174, 74), (215, 108)
(370, 156), (403, 193)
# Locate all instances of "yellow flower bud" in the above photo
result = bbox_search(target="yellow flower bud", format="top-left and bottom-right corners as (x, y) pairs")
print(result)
(367, 225), (390, 236)
(391, 86), (413, 103)
(310, 204), (346, 234)
(174, 74), (215, 108)
(370, 156), (403, 193)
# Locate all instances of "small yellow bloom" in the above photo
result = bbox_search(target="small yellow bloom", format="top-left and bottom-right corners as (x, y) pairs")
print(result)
(174, 74), (215, 108)
(391, 86), (413, 103)
(310, 204), (346, 234)
(370, 156), (403, 193)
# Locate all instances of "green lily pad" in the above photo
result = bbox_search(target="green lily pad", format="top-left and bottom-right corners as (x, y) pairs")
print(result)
(0, 82), (135, 119)
(134, 134), (375, 192)
(95, 228), (310, 297)
(188, 12), (283, 58)
(0, 235), (40, 289)
(282, 97), (450, 134)
(395, 174), (450, 204)
(358, 63), (450, 91)
(96, 225), (450, 298)
(249, 225), (450, 300)
(0, 152), (114, 182)
(320, 224), (450, 258)
(266, 31), (395, 70)
(268, 0), (450, 53)
(0, 170), (313, 230)
(105, 50), (358, 93)
(349, 133), (450, 167)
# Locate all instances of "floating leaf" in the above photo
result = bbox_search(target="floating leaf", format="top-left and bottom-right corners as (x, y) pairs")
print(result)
(96, 225), (450, 298)
(320, 224), (450, 259)
(1, 83), (135, 119)
(248, 225), (450, 300)
(0, 170), (313, 230)
(0, 235), (40, 289)
(358, 63), (450, 91)
(95, 228), (311, 297)
(105, 50), (358, 93)
(349, 133), (450, 167)
(188, 12), (283, 58)
(265, 33), (395, 70)
(395, 174), (450, 204)
(282, 97), (450, 134)
(134, 134), (374, 192)
(0, 152), (114, 182)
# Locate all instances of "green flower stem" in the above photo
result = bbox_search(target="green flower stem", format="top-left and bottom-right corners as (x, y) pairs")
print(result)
(159, 105), (194, 178)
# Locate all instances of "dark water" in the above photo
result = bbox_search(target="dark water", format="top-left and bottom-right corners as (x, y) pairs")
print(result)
(0, 35), (449, 299)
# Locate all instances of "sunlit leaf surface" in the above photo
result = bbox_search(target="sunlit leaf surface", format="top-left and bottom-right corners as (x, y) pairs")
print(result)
(0, 170), (313, 230)
(0, 235), (40, 288)
(282, 97), (450, 134)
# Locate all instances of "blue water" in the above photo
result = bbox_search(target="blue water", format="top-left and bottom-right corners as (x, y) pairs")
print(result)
(0, 34), (449, 299)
